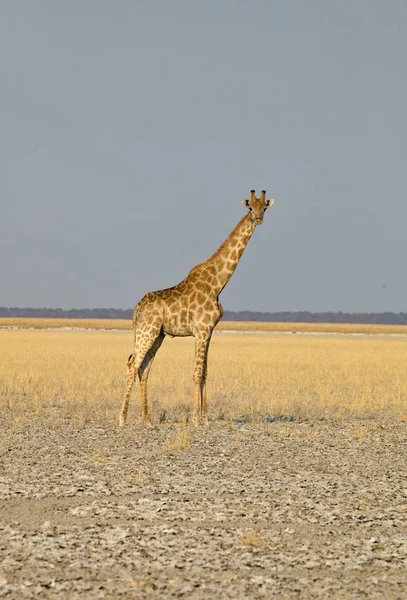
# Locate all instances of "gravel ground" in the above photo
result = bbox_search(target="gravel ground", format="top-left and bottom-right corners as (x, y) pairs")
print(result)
(0, 413), (406, 599)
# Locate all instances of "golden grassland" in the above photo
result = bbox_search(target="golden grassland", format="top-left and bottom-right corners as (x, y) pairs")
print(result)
(1, 329), (406, 425)
(1, 317), (407, 335)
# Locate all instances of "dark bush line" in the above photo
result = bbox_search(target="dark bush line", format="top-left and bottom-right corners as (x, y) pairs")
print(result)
(1, 307), (406, 325)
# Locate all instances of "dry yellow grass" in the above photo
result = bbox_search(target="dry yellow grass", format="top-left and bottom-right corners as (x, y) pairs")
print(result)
(0, 317), (132, 330)
(218, 321), (407, 335)
(0, 329), (406, 424)
(1, 317), (407, 335)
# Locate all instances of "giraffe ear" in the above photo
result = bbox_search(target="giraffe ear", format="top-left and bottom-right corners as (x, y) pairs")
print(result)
(265, 198), (275, 208)
(242, 198), (250, 208)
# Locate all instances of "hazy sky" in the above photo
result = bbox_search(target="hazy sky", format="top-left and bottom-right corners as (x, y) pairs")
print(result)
(1, 1), (406, 312)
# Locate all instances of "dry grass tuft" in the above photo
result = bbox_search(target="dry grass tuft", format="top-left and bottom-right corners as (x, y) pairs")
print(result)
(240, 531), (263, 546)
(123, 575), (155, 590)
(347, 422), (379, 442)
(122, 473), (151, 485)
(164, 429), (192, 453)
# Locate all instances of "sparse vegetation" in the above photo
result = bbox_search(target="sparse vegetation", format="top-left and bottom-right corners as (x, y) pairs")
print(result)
(164, 429), (192, 453)
(1, 328), (406, 598)
(240, 531), (264, 547)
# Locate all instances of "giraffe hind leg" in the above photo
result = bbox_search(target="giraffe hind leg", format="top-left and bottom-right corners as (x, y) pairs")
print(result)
(119, 353), (137, 427)
(138, 332), (165, 423)
(119, 321), (164, 427)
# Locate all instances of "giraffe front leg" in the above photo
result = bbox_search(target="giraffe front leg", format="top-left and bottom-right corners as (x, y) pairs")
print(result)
(201, 343), (211, 428)
(192, 331), (212, 427)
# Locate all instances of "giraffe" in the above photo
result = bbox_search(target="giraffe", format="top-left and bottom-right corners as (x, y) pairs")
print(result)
(119, 189), (274, 427)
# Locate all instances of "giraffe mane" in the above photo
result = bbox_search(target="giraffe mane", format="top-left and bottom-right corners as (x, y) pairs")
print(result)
(187, 214), (248, 278)
(208, 214), (248, 263)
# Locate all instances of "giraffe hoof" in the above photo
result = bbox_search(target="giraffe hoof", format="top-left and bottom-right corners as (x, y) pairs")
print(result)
(118, 416), (126, 427)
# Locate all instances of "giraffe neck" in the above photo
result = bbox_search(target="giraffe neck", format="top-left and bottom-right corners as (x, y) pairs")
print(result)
(207, 213), (256, 295)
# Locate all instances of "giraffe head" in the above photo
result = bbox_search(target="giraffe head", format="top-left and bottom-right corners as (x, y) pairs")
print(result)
(242, 190), (274, 225)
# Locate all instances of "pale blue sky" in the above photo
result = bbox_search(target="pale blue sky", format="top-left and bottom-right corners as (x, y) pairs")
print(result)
(1, 1), (406, 312)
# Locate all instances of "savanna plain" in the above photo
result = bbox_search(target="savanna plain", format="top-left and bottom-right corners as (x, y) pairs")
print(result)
(0, 324), (406, 599)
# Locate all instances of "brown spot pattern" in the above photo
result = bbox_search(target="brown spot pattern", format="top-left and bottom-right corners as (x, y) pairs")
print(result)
(119, 191), (272, 428)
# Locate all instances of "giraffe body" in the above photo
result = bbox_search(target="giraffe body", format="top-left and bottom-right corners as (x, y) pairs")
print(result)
(119, 190), (274, 427)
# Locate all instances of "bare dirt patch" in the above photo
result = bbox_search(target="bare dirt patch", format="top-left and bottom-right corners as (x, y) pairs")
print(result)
(0, 414), (406, 599)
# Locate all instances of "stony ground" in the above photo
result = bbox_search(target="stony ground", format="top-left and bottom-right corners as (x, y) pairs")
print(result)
(0, 412), (406, 599)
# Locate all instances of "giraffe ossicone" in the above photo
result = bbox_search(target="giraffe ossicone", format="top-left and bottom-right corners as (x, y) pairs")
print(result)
(119, 189), (274, 428)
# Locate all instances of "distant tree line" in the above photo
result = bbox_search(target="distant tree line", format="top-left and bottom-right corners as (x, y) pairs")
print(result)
(1, 307), (407, 325)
